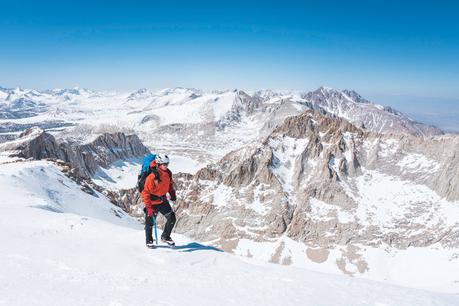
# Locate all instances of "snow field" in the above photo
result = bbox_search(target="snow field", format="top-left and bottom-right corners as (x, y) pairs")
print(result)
(1, 160), (458, 305)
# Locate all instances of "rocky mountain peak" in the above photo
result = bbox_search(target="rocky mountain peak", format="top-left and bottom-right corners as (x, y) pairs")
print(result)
(272, 109), (364, 139)
(49, 87), (92, 96)
(127, 88), (153, 100)
(0, 129), (149, 178)
(342, 89), (371, 104)
(18, 126), (44, 138)
(302, 87), (443, 136)
(306, 86), (356, 104)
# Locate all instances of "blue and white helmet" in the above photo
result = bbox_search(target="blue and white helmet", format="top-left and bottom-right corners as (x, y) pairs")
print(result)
(155, 154), (170, 165)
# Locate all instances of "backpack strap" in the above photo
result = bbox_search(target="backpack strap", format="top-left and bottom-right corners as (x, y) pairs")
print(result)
(151, 165), (160, 182)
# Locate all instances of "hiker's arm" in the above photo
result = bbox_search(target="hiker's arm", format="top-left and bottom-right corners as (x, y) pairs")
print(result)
(141, 175), (156, 205)
(141, 189), (151, 206)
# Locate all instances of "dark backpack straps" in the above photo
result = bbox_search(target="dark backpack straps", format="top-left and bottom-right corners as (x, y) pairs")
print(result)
(137, 165), (160, 193)
(151, 166), (160, 182)
(137, 171), (149, 192)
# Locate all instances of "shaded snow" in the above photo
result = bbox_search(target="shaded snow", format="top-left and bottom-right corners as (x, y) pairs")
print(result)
(93, 158), (142, 190)
(269, 136), (309, 196)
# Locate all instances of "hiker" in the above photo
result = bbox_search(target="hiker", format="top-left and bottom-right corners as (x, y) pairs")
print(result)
(141, 154), (177, 248)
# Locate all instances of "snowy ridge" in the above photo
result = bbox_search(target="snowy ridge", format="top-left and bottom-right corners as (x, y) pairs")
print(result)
(302, 87), (443, 136)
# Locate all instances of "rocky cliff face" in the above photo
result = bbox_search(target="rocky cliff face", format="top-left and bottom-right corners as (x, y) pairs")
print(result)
(113, 109), (458, 281)
(118, 110), (458, 260)
(0, 127), (149, 178)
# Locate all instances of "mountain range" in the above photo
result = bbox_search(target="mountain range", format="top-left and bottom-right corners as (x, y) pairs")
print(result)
(0, 84), (458, 294)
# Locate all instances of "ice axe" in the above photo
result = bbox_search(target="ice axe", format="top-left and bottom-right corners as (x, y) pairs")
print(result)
(152, 215), (158, 245)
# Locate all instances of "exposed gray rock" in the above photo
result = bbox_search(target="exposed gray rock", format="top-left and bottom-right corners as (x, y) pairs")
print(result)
(0, 127), (149, 178)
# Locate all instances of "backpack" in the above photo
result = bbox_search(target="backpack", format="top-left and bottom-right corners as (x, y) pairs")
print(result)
(137, 153), (160, 192)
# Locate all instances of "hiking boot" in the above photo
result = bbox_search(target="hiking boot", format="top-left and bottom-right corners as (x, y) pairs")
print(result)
(161, 237), (175, 246)
(146, 240), (155, 249)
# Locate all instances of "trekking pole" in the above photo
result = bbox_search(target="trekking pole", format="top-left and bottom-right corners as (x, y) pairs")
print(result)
(153, 215), (158, 245)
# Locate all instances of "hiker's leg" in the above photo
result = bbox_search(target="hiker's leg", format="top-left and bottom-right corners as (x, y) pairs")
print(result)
(144, 208), (153, 243)
(155, 201), (176, 239)
(162, 210), (176, 239)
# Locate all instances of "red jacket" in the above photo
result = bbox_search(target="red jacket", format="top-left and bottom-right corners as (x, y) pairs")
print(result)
(141, 166), (176, 206)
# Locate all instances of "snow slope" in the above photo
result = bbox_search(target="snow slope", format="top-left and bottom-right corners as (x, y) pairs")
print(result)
(1, 159), (458, 305)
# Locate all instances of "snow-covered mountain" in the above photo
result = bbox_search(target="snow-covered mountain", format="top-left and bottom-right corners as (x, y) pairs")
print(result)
(0, 85), (443, 166)
(1, 84), (457, 296)
(1, 157), (458, 305)
(303, 87), (443, 136)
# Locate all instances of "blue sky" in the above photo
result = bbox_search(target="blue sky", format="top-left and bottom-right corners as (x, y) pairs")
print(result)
(1, 0), (458, 130)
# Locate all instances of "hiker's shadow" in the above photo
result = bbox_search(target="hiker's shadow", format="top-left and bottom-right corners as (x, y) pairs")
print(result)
(156, 242), (223, 253)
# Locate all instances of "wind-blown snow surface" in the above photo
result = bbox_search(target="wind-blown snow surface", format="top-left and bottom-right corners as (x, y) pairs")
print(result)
(1, 160), (458, 305)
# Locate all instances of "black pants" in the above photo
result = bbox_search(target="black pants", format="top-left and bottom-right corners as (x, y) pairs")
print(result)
(144, 201), (176, 243)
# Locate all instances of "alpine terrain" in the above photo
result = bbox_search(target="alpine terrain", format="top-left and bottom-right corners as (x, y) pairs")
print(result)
(1, 85), (458, 304)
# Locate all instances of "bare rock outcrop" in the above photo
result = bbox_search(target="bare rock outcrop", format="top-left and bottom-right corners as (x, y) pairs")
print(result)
(1, 127), (149, 178)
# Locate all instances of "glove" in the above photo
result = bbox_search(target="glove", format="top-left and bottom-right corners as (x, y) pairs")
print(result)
(146, 205), (155, 217)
